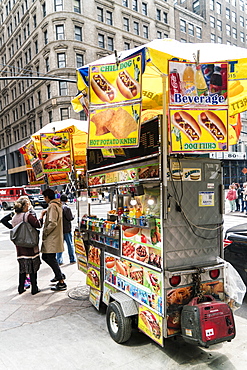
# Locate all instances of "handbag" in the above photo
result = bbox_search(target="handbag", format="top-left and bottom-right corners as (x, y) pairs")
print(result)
(10, 213), (39, 248)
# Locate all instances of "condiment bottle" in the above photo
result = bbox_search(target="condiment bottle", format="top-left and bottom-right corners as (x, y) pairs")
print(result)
(220, 63), (227, 95)
(195, 65), (208, 96)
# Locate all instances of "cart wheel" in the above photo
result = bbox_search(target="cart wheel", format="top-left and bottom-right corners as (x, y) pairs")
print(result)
(106, 301), (132, 344)
(2, 202), (8, 210)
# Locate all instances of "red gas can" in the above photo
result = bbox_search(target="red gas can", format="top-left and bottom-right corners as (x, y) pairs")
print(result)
(181, 295), (235, 347)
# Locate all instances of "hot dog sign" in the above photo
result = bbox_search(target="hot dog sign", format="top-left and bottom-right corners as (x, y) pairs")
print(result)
(168, 60), (228, 153)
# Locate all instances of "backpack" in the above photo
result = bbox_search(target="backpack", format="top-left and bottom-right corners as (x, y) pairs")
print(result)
(10, 213), (39, 248)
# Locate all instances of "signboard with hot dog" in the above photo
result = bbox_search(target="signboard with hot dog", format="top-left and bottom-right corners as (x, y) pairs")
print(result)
(169, 108), (228, 153)
(169, 60), (228, 153)
(88, 54), (142, 149)
(138, 305), (163, 346)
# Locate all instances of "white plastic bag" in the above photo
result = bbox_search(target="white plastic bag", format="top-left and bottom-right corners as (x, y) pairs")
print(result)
(219, 257), (246, 310)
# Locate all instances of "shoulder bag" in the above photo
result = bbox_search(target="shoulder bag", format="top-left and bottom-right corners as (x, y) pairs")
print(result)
(10, 213), (39, 248)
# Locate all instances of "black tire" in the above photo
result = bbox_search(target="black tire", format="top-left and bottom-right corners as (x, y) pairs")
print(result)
(106, 301), (132, 344)
(2, 202), (8, 210)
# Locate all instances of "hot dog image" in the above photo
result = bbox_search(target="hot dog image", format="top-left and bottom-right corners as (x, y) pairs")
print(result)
(43, 153), (71, 170)
(139, 310), (161, 339)
(117, 70), (140, 99)
(105, 256), (116, 269)
(116, 260), (129, 276)
(87, 270), (100, 287)
(91, 73), (116, 102)
(172, 111), (201, 141)
(198, 111), (226, 140)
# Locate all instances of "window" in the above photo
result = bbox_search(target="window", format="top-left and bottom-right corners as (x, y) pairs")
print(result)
(211, 33), (216, 43)
(76, 53), (84, 68)
(42, 3), (46, 17)
(231, 0), (236, 6)
(123, 0), (128, 7)
(210, 16), (215, 28)
(240, 16), (244, 28)
(232, 28), (237, 39)
(142, 2), (147, 16)
(188, 23), (194, 36)
(107, 37), (114, 51)
(240, 32), (245, 42)
(226, 24), (231, 36)
(193, 0), (200, 14)
(56, 25), (64, 40)
(97, 7), (103, 22)
(133, 21), (139, 35)
(39, 116), (43, 129)
(180, 19), (186, 33)
(44, 30), (48, 45)
(74, 0), (81, 13)
(98, 34), (105, 48)
(123, 17), (129, 32)
(57, 53), (66, 68)
(34, 40), (38, 54)
(106, 11), (113, 25)
(80, 111), (87, 120)
(48, 111), (53, 123)
(217, 19), (222, 31)
(226, 8), (230, 20)
(232, 12), (236, 23)
(157, 31), (162, 39)
(156, 9), (161, 21)
(59, 81), (68, 96)
(124, 42), (130, 50)
(60, 108), (69, 120)
(47, 84), (51, 99)
(163, 12), (168, 24)
(143, 25), (148, 39)
(37, 91), (41, 105)
(217, 36), (222, 43)
(33, 14), (37, 28)
(216, 2), (221, 14)
(133, 0), (138, 11)
(45, 57), (49, 72)
(240, 0), (244, 11)
(196, 26), (202, 39)
(74, 26), (82, 41)
(210, 0), (214, 10)
(54, 0), (63, 12)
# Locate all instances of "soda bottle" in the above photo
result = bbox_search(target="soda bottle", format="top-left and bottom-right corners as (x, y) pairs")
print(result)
(169, 68), (181, 102)
(220, 63), (227, 95)
(195, 65), (208, 96)
(209, 65), (222, 95)
(182, 64), (196, 95)
(201, 64), (214, 88)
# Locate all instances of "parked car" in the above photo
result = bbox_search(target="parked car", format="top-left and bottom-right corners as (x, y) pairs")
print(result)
(224, 223), (247, 286)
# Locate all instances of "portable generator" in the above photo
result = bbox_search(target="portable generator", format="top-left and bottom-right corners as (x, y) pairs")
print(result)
(181, 295), (235, 347)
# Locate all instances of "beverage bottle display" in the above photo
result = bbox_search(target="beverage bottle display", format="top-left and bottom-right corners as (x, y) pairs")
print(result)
(195, 65), (208, 96)
(209, 66), (222, 95)
(182, 64), (196, 95)
(169, 68), (181, 102)
(220, 63), (228, 95)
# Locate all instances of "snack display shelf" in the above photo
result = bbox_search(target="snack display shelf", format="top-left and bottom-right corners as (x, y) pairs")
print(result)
(119, 217), (156, 229)
(88, 230), (120, 240)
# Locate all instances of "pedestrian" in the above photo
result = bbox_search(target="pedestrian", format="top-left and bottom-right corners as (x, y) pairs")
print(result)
(11, 197), (45, 295)
(68, 191), (74, 203)
(226, 184), (237, 212)
(243, 183), (247, 215)
(41, 188), (67, 291)
(54, 190), (61, 199)
(56, 194), (76, 265)
(239, 183), (245, 212)
(235, 183), (241, 212)
(0, 196), (39, 289)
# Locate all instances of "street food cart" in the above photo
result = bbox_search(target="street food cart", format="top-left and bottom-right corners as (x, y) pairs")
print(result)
(72, 39), (247, 347)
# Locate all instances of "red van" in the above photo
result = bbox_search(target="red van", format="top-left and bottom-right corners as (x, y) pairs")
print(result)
(0, 186), (46, 210)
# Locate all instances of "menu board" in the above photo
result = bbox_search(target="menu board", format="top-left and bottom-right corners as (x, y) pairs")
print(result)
(104, 252), (163, 315)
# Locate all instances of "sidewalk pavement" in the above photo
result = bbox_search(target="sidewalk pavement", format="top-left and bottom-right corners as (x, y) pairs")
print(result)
(1, 218), (247, 369)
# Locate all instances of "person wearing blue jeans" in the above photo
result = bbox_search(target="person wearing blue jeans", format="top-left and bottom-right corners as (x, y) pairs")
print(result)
(56, 194), (76, 265)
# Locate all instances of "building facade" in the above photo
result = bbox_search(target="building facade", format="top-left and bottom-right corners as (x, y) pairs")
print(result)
(0, 0), (246, 187)
(0, 0), (175, 186)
